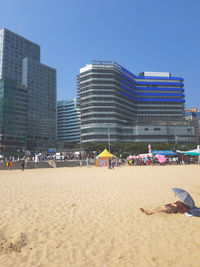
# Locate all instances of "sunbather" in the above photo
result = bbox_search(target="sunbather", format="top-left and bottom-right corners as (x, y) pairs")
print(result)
(140, 200), (189, 215)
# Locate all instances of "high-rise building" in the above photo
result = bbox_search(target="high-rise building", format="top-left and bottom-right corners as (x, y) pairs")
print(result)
(0, 79), (27, 155)
(78, 61), (195, 144)
(185, 108), (200, 144)
(57, 98), (80, 144)
(0, 28), (56, 152)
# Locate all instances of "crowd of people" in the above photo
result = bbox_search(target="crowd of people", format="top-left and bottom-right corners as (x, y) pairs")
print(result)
(128, 155), (197, 166)
(1, 153), (95, 171)
(108, 157), (126, 169)
(0, 151), (199, 171)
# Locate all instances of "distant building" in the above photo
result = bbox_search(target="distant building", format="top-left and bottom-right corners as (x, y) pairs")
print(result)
(57, 98), (80, 144)
(78, 61), (195, 144)
(0, 28), (56, 153)
(0, 79), (27, 155)
(185, 108), (200, 144)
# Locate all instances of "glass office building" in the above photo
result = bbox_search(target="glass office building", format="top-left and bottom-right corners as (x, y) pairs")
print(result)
(57, 98), (80, 144)
(0, 28), (56, 152)
(0, 79), (27, 155)
(185, 108), (200, 144)
(78, 61), (195, 144)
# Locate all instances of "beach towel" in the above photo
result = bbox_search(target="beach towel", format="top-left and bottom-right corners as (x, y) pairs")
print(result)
(185, 212), (193, 217)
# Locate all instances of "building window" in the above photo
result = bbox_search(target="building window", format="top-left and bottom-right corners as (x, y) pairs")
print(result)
(153, 128), (160, 131)
(144, 128), (148, 131)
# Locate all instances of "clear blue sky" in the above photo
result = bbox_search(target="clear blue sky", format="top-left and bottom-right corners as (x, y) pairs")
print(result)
(1, 0), (200, 109)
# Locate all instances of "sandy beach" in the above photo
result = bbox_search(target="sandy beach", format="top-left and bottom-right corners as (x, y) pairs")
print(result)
(0, 165), (199, 267)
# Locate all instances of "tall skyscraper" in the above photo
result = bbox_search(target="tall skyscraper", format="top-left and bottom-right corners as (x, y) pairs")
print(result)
(57, 98), (80, 144)
(185, 108), (200, 144)
(78, 61), (195, 144)
(0, 79), (27, 155)
(0, 28), (56, 153)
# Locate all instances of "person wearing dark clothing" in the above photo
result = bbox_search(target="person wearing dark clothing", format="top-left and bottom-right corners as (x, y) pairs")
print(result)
(108, 158), (111, 169)
(111, 159), (115, 170)
(21, 160), (25, 171)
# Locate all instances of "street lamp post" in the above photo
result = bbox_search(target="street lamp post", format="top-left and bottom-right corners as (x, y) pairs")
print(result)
(108, 127), (111, 152)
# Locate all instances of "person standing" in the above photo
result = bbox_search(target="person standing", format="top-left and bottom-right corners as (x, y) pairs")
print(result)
(108, 158), (111, 169)
(80, 159), (82, 167)
(21, 159), (25, 171)
(6, 161), (10, 169)
(111, 158), (115, 170)
(86, 156), (89, 167)
(9, 160), (13, 170)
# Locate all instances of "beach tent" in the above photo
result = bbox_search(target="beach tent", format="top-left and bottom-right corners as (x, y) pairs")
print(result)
(137, 153), (153, 158)
(127, 155), (136, 160)
(127, 153), (153, 160)
(96, 149), (116, 167)
(176, 148), (200, 156)
(152, 150), (177, 156)
(97, 149), (116, 158)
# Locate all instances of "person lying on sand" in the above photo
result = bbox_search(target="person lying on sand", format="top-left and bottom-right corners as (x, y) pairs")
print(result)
(140, 201), (189, 215)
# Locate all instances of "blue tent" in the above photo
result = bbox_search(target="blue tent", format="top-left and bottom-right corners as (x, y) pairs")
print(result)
(152, 150), (177, 156)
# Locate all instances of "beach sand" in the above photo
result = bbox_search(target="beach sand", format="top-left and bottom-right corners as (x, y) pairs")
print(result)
(0, 165), (199, 267)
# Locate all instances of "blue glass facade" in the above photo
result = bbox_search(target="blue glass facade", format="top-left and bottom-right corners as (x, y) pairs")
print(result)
(119, 66), (185, 122)
(120, 67), (184, 105)
(57, 98), (80, 143)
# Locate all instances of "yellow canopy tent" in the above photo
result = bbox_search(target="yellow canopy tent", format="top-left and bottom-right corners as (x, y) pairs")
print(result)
(97, 149), (116, 158)
(96, 149), (116, 167)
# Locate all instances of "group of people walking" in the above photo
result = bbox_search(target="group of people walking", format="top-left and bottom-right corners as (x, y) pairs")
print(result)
(108, 158), (118, 169)
(5, 158), (26, 171)
(6, 160), (13, 170)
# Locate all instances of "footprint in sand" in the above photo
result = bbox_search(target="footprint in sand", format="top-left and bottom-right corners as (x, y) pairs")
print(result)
(118, 251), (134, 264)
(0, 232), (27, 254)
